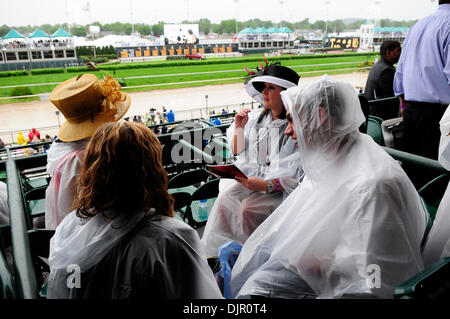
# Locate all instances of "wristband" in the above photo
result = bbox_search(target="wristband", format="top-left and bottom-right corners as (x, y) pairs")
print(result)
(275, 179), (281, 192)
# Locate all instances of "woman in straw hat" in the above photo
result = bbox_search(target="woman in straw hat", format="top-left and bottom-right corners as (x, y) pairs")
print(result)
(44, 74), (130, 229)
(47, 121), (223, 299)
(201, 61), (304, 257)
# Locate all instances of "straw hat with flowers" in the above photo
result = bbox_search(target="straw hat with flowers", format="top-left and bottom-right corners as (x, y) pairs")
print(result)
(50, 73), (131, 142)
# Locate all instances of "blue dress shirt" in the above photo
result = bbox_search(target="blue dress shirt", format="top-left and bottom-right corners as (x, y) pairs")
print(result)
(394, 4), (450, 105)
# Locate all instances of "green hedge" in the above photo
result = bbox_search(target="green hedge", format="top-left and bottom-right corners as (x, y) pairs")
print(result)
(31, 68), (65, 75)
(0, 70), (28, 78)
(10, 86), (33, 96)
(166, 56), (188, 60)
(79, 54), (114, 63)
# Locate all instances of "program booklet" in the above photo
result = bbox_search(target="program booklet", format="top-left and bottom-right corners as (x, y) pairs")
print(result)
(205, 163), (248, 179)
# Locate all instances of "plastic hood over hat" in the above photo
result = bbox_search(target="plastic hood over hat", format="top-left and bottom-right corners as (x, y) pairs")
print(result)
(230, 76), (426, 299)
(423, 105), (450, 267)
(284, 75), (366, 183)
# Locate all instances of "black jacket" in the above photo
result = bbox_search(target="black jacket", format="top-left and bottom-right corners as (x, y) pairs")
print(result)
(364, 58), (400, 120)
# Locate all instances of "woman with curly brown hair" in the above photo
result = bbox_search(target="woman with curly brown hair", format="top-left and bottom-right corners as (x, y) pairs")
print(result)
(47, 121), (222, 299)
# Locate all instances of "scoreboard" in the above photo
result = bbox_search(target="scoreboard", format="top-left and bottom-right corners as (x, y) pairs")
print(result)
(328, 37), (360, 49)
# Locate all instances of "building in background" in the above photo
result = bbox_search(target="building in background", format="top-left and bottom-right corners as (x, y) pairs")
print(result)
(0, 28), (80, 71)
(237, 26), (296, 54)
(358, 21), (409, 51)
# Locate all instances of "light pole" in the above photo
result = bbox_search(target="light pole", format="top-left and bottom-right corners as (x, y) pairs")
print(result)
(234, 0), (239, 35)
(375, 0), (381, 27)
(65, 0), (71, 34)
(186, 0), (191, 22)
(279, 0), (284, 28)
(325, 0), (330, 36)
(130, 0), (135, 34)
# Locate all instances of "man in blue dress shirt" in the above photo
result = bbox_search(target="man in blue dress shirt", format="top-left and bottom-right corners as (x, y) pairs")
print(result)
(393, 0), (450, 160)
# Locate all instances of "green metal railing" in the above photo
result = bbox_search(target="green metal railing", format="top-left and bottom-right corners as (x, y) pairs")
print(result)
(5, 147), (38, 299)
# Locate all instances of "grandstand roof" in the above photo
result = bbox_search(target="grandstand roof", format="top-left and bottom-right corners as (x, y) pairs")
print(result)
(29, 28), (50, 38)
(254, 27), (268, 34)
(374, 27), (409, 33)
(239, 27), (255, 34)
(239, 26), (293, 34)
(279, 26), (293, 33)
(3, 29), (25, 39)
(51, 28), (73, 38)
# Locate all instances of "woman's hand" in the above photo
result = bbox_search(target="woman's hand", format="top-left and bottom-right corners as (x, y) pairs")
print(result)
(235, 176), (268, 192)
(234, 109), (252, 129)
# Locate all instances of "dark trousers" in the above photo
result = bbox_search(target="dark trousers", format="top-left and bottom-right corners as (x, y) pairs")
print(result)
(402, 101), (448, 160)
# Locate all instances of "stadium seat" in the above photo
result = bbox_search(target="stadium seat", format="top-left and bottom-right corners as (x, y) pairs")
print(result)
(185, 178), (220, 229)
(18, 171), (48, 229)
(168, 168), (210, 191)
(366, 115), (385, 146)
(394, 257), (450, 299)
(24, 186), (46, 220)
(382, 146), (448, 190)
(171, 191), (192, 223)
(418, 174), (450, 223)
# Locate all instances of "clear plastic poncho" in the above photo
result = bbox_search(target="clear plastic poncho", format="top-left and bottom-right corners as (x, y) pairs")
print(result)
(422, 105), (450, 267)
(48, 209), (223, 299)
(45, 139), (90, 229)
(201, 108), (303, 257)
(230, 75), (426, 299)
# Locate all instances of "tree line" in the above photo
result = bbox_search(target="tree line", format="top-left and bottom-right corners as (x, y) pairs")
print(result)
(0, 18), (418, 38)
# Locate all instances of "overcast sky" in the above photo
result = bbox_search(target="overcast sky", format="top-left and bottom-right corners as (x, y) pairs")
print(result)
(0, 0), (440, 27)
